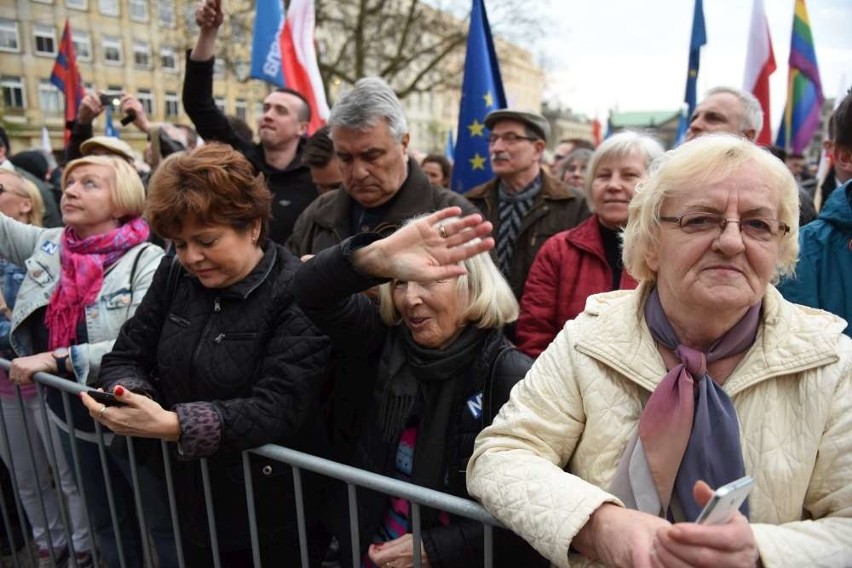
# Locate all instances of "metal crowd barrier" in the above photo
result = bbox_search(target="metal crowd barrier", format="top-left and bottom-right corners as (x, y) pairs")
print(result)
(0, 360), (501, 568)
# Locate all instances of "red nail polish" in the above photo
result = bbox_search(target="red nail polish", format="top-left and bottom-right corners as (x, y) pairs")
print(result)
(78, 392), (84, 399)
(114, 386), (125, 396)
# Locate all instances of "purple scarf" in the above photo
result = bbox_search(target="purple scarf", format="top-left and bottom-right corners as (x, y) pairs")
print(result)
(610, 288), (757, 521)
(45, 217), (149, 349)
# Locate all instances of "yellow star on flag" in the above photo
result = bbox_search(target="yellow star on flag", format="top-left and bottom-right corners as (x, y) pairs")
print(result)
(483, 91), (494, 107)
(469, 153), (486, 170)
(467, 119), (485, 137)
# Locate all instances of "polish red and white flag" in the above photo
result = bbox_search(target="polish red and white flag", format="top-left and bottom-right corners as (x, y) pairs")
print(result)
(281, 0), (330, 134)
(743, 0), (776, 146)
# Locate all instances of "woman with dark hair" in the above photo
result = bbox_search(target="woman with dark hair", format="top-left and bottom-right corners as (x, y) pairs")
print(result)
(421, 154), (452, 188)
(83, 142), (331, 565)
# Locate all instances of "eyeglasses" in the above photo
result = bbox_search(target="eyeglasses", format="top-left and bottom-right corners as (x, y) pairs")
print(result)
(487, 133), (539, 146)
(0, 183), (28, 199)
(660, 212), (791, 241)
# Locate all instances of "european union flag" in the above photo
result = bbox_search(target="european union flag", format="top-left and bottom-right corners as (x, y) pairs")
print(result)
(450, 0), (506, 193)
(675, 0), (706, 145)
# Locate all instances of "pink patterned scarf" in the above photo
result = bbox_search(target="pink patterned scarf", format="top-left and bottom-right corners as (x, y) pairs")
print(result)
(45, 217), (149, 350)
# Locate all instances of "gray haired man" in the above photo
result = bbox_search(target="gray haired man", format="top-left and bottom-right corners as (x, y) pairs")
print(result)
(288, 77), (477, 255)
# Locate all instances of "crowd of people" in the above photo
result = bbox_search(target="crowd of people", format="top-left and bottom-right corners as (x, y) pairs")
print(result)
(0, 1), (850, 566)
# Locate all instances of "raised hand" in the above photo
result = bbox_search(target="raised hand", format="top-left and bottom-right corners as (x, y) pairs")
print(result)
(352, 207), (494, 282)
(195, 0), (224, 30)
(77, 92), (105, 125)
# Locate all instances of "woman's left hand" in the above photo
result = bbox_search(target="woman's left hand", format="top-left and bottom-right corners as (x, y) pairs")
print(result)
(80, 386), (181, 442)
(367, 534), (431, 568)
(8, 352), (57, 385)
(651, 481), (760, 567)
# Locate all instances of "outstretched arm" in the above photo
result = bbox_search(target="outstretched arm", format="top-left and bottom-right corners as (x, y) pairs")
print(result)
(352, 207), (494, 282)
(189, 0), (223, 61)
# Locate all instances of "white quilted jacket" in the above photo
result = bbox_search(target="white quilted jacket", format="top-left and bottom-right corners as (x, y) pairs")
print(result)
(467, 285), (852, 567)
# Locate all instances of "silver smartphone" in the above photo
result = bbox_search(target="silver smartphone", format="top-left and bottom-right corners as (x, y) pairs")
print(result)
(695, 475), (754, 525)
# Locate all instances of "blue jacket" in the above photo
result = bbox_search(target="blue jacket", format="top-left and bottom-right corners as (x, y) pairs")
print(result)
(0, 260), (25, 355)
(778, 181), (852, 336)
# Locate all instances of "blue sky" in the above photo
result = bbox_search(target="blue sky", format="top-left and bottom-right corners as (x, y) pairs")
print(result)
(522, 0), (851, 128)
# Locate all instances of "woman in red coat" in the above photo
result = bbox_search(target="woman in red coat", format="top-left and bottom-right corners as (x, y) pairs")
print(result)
(516, 132), (664, 357)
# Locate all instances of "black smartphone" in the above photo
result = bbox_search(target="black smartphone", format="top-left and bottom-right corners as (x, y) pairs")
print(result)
(86, 390), (127, 407)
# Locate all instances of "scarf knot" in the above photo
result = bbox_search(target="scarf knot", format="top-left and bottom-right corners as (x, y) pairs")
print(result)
(45, 217), (149, 349)
(675, 345), (707, 378)
(611, 287), (760, 522)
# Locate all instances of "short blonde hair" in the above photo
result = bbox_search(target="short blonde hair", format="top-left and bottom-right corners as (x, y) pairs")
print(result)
(377, 216), (518, 329)
(0, 169), (44, 227)
(62, 156), (145, 220)
(622, 133), (800, 283)
(584, 131), (665, 203)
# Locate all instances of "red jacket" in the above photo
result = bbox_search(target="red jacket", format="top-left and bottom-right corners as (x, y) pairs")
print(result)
(516, 216), (638, 357)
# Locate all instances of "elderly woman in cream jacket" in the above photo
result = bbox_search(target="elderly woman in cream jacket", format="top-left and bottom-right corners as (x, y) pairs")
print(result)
(466, 134), (852, 568)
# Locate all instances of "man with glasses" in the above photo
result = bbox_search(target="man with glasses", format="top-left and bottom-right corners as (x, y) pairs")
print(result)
(465, 109), (589, 299)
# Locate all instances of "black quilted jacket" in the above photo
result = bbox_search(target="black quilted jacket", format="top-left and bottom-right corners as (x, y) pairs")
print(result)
(98, 243), (331, 551)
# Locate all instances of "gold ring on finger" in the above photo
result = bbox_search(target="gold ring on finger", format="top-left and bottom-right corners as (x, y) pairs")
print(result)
(439, 224), (448, 239)
(97, 404), (108, 418)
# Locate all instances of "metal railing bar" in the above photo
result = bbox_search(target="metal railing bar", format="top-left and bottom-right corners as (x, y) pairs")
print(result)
(161, 441), (185, 568)
(0, 360), (34, 564)
(249, 445), (501, 527)
(292, 466), (309, 568)
(483, 523), (494, 568)
(59, 390), (100, 568)
(92, 419), (128, 568)
(411, 502), (422, 568)
(199, 458), (221, 568)
(0, 432), (23, 568)
(241, 451), (261, 568)
(347, 483), (360, 568)
(125, 437), (153, 568)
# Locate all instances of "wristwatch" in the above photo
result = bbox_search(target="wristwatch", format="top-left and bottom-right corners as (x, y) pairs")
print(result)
(52, 347), (69, 375)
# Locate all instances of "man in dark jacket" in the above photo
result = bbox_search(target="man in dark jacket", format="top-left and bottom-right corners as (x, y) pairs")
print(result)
(465, 109), (590, 299)
(288, 77), (477, 256)
(184, 0), (317, 244)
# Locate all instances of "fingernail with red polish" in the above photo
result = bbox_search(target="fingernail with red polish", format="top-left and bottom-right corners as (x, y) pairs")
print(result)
(114, 386), (125, 396)
(78, 392), (84, 399)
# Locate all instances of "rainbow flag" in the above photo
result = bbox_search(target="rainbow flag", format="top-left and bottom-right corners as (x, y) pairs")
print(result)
(775, 0), (823, 154)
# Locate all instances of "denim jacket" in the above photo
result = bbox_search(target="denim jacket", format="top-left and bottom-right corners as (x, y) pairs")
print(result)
(0, 214), (163, 384)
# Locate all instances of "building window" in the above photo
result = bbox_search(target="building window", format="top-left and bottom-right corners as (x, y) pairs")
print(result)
(214, 97), (226, 114)
(0, 21), (20, 53)
(183, 3), (198, 32)
(157, 0), (175, 27)
(130, 0), (149, 22)
(235, 99), (247, 122)
(72, 31), (91, 61)
(34, 24), (57, 57)
(99, 0), (119, 17)
(1, 76), (25, 109)
(66, 0), (88, 10)
(165, 91), (179, 117)
(137, 89), (154, 116)
(39, 80), (62, 115)
(102, 37), (122, 65)
(160, 46), (177, 71)
(213, 58), (225, 78)
(133, 41), (151, 68)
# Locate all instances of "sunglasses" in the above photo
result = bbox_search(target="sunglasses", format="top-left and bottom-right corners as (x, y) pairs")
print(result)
(0, 183), (29, 199)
